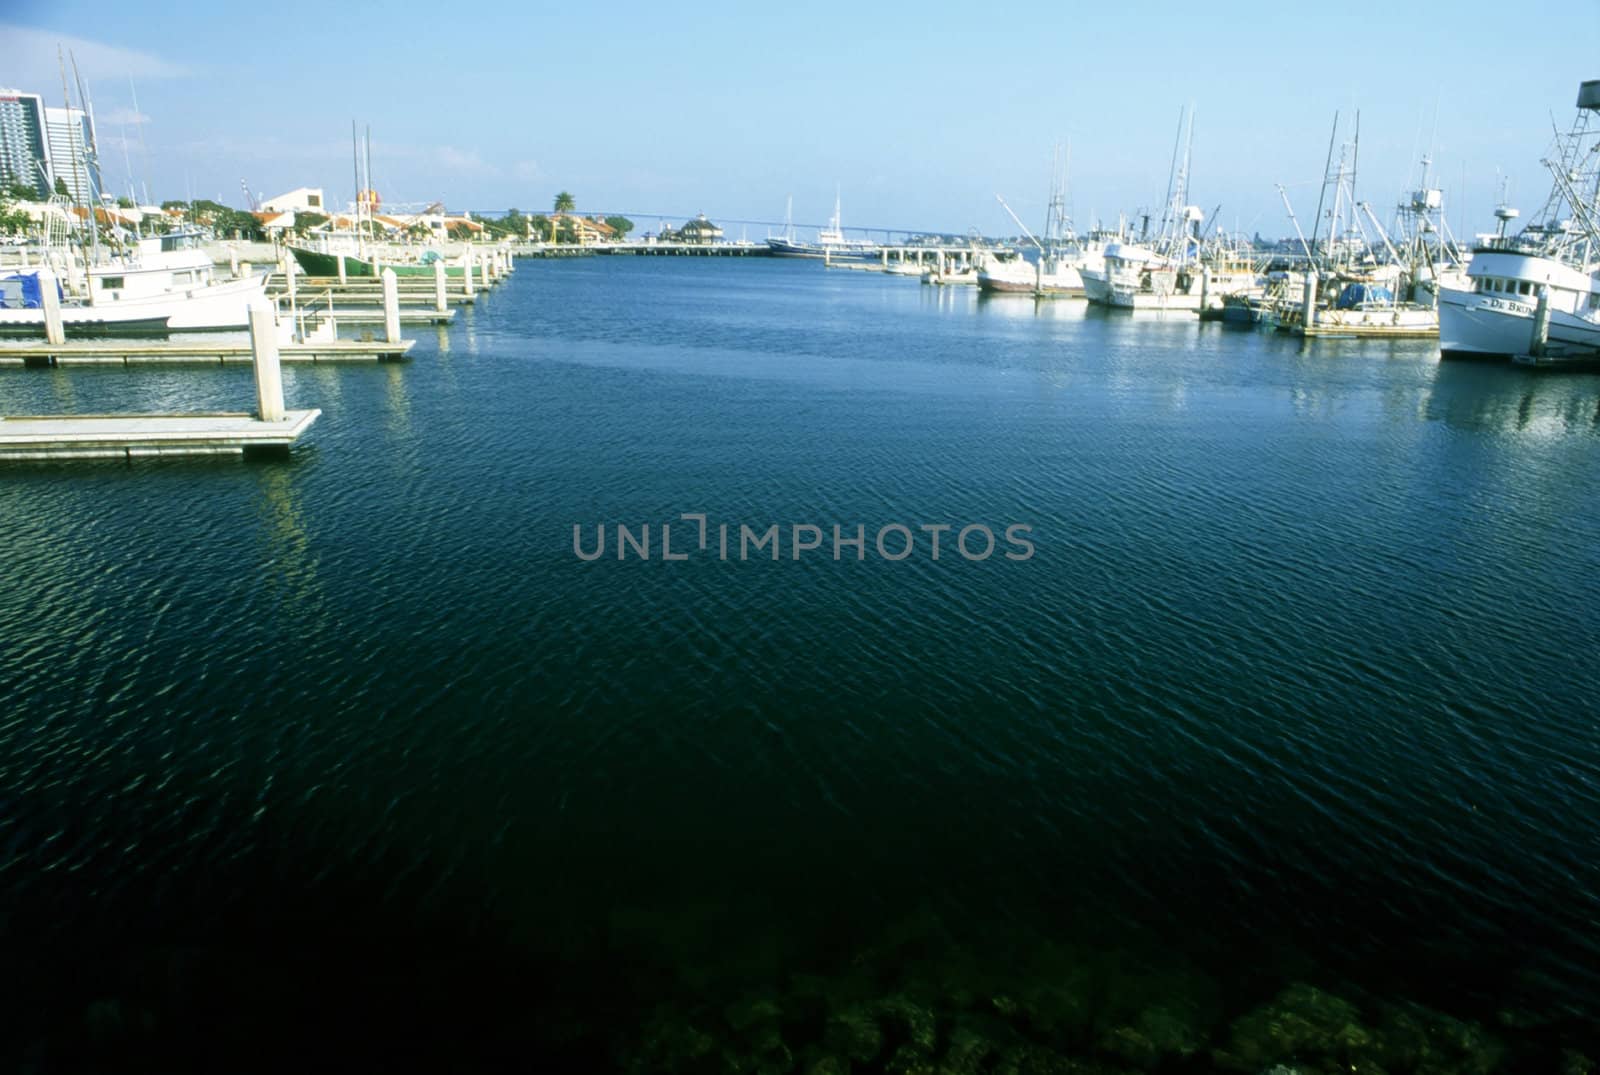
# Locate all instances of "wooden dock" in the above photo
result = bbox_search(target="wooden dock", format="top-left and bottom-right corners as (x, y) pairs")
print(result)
(0, 410), (321, 460)
(0, 338), (414, 367)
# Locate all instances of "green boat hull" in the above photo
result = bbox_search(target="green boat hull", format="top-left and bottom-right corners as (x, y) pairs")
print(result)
(289, 247), (467, 278)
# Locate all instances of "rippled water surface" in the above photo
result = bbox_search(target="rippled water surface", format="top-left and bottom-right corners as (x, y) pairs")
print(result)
(2, 258), (1599, 1070)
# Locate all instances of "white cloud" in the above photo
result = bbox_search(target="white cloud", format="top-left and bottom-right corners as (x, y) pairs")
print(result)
(436, 146), (495, 174)
(514, 159), (543, 181)
(97, 106), (152, 127)
(0, 25), (188, 92)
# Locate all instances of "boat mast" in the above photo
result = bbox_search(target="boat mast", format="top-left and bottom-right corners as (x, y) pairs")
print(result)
(58, 48), (97, 299)
(1159, 106), (1185, 251)
(351, 120), (365, 260)
(1309, 112), (1338, 270)
(365, 124), (374, 248)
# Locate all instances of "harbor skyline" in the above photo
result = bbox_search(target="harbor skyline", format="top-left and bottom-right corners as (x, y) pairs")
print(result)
(4, 1), (1600, 239)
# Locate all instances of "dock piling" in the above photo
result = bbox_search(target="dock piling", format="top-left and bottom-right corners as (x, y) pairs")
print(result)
(434, 259), (447, 313)
(463, 251), (476, 298)
(249, 302), (286, 422)
(1531, 286), (1551, 357)
(382, 269), (401, 344)
(38, 267), (65, 346)
(1301, 272), (1318, 330)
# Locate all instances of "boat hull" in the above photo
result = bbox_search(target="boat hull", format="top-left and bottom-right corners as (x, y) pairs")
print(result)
(290, 247), (372, 278)
(764, 238), (880, 260)
(0, 311), (171, 338)
(289, 247), (467, 278)
(97, 273), (272, 333)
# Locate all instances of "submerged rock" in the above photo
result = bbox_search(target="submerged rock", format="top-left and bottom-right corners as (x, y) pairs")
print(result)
(1212, 983), (1372, 1072)
(1370, 1002), (1505, 1075)
(724, 993), (785, 1034)
(823, 1004), (883, 1064)
(801, 1057), (848, 1075)
(1097, 1003), (1206, 1069)
(883, 1041), (937, 1075)
(629, 1008), (718, 1074)
(877, 993), (939, 1053)
(1561, 1049), (1596, 1075)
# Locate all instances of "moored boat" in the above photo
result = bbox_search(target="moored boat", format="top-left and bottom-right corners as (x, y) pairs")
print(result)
(1440, 80), (1600, 361)
(765, 191), (880, 261)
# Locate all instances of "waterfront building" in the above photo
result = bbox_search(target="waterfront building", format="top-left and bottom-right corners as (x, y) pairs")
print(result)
(252, 210), (296, 234)
(0, 89), (50, 197)
(43, 104), (100, 203)
(550, 213), (615, 245)
(674, 213), (724, 245)
(261, 187), (325, 213)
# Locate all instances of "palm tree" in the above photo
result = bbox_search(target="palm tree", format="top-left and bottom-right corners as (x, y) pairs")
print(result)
(553, 191), (575, 213)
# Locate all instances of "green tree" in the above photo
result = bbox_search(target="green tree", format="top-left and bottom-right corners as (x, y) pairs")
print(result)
(53, 176), (68, 196)
(605, 215), (634, 239)
(555, 217), (577, 243)
(211, 207), (262, 240)
(0, 191), (32, 236)
(529, 214), (552, 241)
(553, 190), (575, 213)
(294, 211), (329, 235)
(116, 195), (134, 209)
(4, 181), (37, 201)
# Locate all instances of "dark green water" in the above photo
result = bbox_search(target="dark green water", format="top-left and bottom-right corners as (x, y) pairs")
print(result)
(2, 258), (1598, 1072)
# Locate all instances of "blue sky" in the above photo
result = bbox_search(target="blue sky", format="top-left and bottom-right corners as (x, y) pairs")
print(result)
(4, 0), (1599, 240)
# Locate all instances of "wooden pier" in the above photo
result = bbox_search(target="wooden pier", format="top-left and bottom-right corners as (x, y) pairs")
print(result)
(0, 411), (321, 460)
(0, 338), (414, 367)
(0, 304), (322, 461)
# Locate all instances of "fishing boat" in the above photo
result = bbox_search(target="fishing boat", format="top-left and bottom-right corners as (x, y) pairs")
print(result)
(0, 228), (265, 336)
(1082, 109), (1261, 313)
(0, 271), (170, 337)
(87, 228), (268, 331)
(977, 243), (1105, 296)
(765, 192), (880, 260)
(1439, 79), (1600, 360)
(985, 148), (1105, 297)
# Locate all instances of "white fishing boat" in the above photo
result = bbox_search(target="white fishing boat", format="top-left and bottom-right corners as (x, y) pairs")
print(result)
(1439, 80), (1600, 360)
(87, 229), (268, 332)
(1082, 109), (1260, 313)
(0, 270), (170, 337)
(984, 147), (1105, 297)
(977, 244), (1104, 296)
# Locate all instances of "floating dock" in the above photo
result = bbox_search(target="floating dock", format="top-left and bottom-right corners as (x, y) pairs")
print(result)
(0, 338), (413, 367)
(0, 410), (320, 460)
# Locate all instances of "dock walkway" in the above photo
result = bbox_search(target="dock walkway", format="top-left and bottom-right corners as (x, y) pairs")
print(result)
(0, 410), (321, 460)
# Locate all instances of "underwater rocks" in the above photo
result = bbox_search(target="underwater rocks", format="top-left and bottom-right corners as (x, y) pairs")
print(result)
(617, 909), (1587, 1074)
(1213, 983), (1514, 1075)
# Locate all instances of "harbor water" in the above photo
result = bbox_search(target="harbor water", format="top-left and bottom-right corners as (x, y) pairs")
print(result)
(2, 258), (1598, 1071)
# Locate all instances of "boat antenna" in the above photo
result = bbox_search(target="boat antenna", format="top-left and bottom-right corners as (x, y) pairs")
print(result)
(1161, 106), (1184, 244)
(1309, 111), (1337, 264)
(128, 77), (152, 205)
(351, 119), (362, 256)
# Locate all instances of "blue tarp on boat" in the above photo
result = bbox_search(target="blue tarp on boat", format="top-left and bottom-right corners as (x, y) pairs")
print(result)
(0, 271), (64, 310)
(1336, 283), (1394, 309)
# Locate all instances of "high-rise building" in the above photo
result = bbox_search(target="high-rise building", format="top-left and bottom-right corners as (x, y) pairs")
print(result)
(44, 104), (101, 203)
(0, 89), (50, 198)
